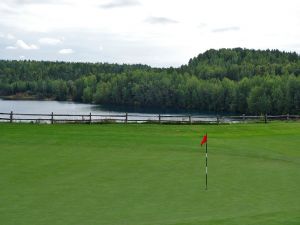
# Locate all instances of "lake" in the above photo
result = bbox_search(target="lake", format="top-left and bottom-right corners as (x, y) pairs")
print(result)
(0, 99), (220, 123)
(0, 99), (113, 115)
(0, 99), (206, 115)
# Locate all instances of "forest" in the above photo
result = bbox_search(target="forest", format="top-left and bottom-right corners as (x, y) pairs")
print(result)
(0, 48), (299, 115)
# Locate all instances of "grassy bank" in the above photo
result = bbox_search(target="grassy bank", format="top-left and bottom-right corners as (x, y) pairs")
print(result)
(0, 123), (299, 225)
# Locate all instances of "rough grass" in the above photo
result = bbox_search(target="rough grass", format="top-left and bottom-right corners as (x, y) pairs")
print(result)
(0, 122), (299, 225)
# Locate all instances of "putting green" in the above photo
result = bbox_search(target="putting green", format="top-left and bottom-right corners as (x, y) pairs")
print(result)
(0, 122), (299, 225)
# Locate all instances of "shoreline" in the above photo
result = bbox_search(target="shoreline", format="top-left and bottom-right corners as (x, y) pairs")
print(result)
(1, 95), (59, 101)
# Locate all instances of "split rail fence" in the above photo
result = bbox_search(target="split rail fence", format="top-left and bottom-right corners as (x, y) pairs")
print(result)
(0, 111), (299, 124)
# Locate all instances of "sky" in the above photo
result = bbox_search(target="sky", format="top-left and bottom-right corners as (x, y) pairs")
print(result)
(0, 0), (300, 67)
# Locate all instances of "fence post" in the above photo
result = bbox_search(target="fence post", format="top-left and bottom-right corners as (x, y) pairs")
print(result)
(158, 114), (161, 124)
(264, 113), (267, 123)
(189, 115), (192, 124)
(51, 112), (54, 124)
(125, 113), (128, 124)
(242, 114), (245, 123)
(10, 111), (13, 123)
(287, 113), (289, 121)
(89, 112), (92, 124)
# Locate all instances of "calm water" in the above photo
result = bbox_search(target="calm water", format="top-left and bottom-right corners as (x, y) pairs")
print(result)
(0, 99), (197, 115)
(0, 99), (112, 115)
(0, 99), (221, 123)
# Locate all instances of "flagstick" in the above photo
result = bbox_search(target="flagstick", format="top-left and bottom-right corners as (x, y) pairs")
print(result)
(205, 133), (208, 190)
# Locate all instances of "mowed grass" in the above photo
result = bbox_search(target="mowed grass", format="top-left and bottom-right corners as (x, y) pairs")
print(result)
(0, 122), (299, 225)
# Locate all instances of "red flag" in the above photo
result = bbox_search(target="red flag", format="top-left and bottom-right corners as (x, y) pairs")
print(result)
(201, 134), (207, 146)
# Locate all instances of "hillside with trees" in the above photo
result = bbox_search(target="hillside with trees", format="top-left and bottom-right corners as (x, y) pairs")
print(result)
(0, 48), (299, 115)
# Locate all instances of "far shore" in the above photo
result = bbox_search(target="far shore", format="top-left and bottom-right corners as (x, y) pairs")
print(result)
(1, 95), (58, 101)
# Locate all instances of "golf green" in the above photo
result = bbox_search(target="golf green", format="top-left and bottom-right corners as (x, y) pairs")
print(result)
(0, 122), (299, 225)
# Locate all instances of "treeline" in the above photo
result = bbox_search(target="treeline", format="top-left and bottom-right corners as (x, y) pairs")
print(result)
(0, 48), (300, 115)
(181, 48), (300, 80)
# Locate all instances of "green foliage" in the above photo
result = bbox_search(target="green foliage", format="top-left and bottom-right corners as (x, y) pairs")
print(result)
(185, 48), (300, 80)
(0, 48), (300, 114)
(248, 86), (271, 114)
(82, 86), (93, 103)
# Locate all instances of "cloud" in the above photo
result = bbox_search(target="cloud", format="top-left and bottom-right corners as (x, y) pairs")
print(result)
(99, 0), (140, 9)
(59, 48), (74, 54)
(16, 40), (39, 50)
(0, 33), (16, 40)
(5, 40), (38, 50)
(212, 26), (240, 33)
(197, 23), (207, 29)
(10, 0), (66, 5)
(144, 16), (178, 25)
(1, 0), (299, 66)
(0, 2), (20, 14)
(39, 37), (62, 45)
(7, 34), (15, 39)
(6, 46), (17, 50)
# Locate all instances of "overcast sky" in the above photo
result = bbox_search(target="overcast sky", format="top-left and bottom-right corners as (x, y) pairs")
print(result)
(0, 0), (300, 67)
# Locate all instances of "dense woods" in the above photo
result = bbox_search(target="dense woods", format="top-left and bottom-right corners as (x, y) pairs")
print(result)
(0, 48), (300, 114)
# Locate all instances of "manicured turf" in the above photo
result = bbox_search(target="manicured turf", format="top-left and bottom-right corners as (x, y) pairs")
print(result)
(0, 122), (299, 225)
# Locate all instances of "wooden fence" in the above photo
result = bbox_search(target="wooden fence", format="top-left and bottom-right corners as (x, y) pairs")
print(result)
(0, 111), (299, 124)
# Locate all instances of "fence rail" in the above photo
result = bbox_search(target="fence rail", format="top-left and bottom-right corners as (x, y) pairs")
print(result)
(0, 111), (299, 124)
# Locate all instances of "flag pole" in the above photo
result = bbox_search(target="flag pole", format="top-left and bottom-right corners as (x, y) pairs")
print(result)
(205, 132), (208, 190)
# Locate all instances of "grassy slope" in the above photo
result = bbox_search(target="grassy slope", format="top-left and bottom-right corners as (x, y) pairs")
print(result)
(0, 122), (299, 225)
